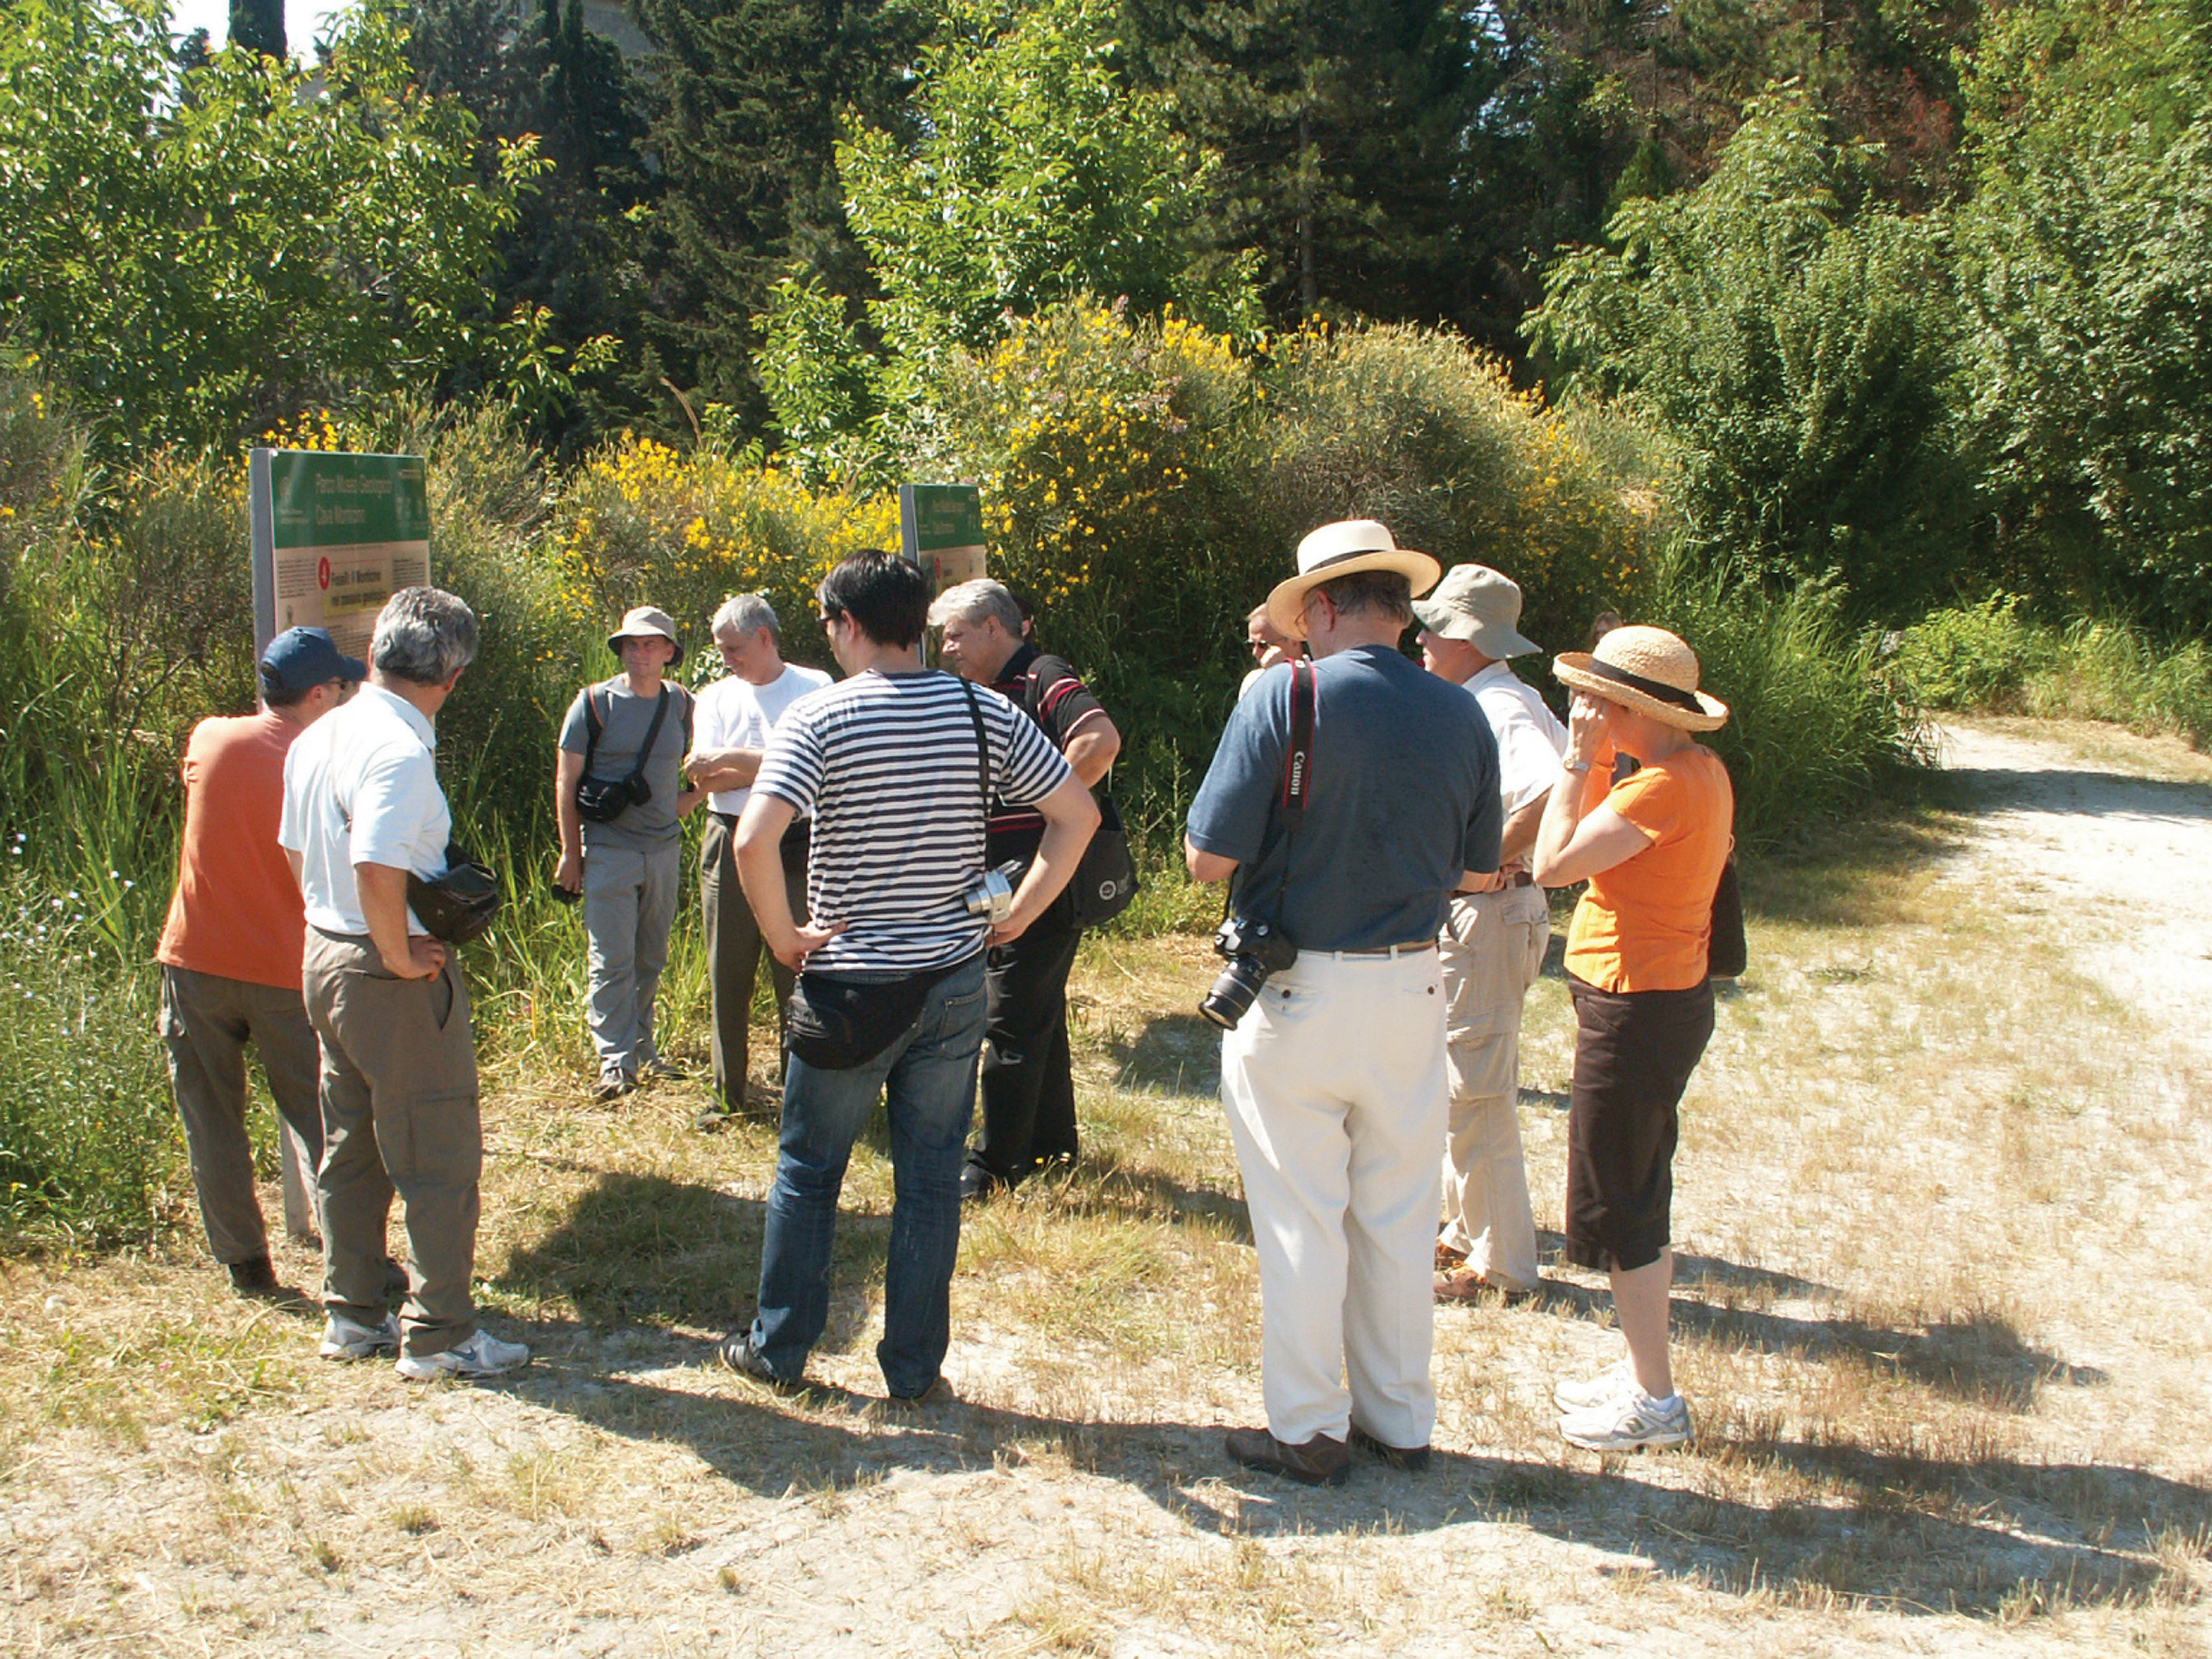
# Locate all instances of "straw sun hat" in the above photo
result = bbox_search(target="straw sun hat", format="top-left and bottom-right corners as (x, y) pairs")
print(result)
(1553, 624), (1729, 731)
(1264, 519), (1441, 640)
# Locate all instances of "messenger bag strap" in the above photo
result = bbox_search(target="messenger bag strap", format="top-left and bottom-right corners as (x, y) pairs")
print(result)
(619, 685), (673, 789)
(581, 686), (604, 775)
(957, 676), (994, 834)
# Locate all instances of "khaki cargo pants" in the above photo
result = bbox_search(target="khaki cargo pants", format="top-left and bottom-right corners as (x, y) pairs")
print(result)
(302, 929), (482, 1359)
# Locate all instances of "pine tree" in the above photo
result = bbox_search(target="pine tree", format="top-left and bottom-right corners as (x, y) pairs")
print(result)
(631, 0), (921, 434)
(1123, 0), (1484, 333)
(228, 0), (284, 58)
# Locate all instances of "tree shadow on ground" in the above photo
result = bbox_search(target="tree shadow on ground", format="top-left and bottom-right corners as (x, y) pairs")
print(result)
(1019, 1158), (1252, 1243)
(488, 1317), (2208, 1619)
(1514, 1255), (2103, 1411)
(1936, 764), (2212, 822)
(1106, 1012), (1222, 1098)
(499, 1170), (885, 1356)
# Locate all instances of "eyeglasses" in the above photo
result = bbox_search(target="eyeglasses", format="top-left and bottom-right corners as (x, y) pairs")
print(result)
(816, 608), (840, 628)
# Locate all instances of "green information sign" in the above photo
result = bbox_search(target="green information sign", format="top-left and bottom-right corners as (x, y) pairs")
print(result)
(898, 482), (987, 593)
(249, 449), (432, 659)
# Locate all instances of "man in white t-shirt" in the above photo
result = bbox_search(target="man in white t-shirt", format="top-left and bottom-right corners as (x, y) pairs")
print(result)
(279, 587), (527, 1381)
(683, 593), (833, 1117)
(1413, 564), (1568, 1303)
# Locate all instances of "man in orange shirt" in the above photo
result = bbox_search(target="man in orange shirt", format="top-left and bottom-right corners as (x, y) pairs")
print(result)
(157, 627), (363, 1293)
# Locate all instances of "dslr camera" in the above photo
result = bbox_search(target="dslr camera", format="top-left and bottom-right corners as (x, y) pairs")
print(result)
(1199, 914), (1300, 1029)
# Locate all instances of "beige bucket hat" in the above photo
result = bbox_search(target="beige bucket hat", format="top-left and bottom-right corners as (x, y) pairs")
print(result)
(608, 604), (682, 665)
(1411, 563), (1541, 658)
(1264, 519), (1441, 640)
(1553, 624), (1728, 731)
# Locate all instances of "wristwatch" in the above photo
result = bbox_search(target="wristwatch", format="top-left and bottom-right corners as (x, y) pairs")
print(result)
(1561, 756), (1593, 774)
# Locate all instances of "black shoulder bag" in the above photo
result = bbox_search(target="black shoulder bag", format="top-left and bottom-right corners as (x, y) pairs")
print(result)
(1019, 667), (1139, 929)
(575, 685), (673, 824)
(783, 678), (996, 1071)
(1608, 752), (1745, 980)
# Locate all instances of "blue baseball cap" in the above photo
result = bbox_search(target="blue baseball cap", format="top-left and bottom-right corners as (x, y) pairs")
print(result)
(259, 627), (368, 697)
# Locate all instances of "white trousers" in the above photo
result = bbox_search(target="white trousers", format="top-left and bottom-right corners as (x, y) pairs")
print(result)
(1437, 885), (1548, 1289)
(1221, 947), (1449, 1449)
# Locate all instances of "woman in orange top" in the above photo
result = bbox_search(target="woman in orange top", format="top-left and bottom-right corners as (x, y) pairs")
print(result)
(1532, 625), (1733, 1453)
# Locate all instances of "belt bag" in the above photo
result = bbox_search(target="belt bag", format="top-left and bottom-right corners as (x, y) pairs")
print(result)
(406, 842), (503, 945)
(575, 683), (672, 824)
(785, 957), (967, 1071)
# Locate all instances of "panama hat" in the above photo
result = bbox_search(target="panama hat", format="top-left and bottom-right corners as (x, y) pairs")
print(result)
(608, 605), (682, 665)
(1411, 563), (1541, 658)
(1265, 520), (1441, 640)
(1553, 624), (1728, 731)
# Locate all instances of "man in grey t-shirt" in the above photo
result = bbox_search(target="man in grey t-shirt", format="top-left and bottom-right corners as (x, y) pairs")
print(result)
(556, 606), (702, 1098)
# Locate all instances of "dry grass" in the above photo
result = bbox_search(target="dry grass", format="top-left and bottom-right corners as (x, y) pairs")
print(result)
(2, 717), (2211, 1655)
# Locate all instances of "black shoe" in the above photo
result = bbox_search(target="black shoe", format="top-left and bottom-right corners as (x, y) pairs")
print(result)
(717, 1330), (804, 1393)
(959, 1163), (1006, 1203)
(1225, 1425), (1351, 1487)
(1348, 1424), (1431, 1472)
(226, 1254), (279, 1294)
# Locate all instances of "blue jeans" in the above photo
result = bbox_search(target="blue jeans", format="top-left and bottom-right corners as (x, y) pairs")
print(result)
(748, 953), (987, 1395)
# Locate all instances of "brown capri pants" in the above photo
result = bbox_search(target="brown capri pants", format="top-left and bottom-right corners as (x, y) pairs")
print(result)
(302, 928), (482, 1359)
(1563, 971), (1715, 1274)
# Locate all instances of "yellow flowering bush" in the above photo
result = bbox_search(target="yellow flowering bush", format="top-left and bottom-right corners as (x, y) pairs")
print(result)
(554, 435), (900, 679)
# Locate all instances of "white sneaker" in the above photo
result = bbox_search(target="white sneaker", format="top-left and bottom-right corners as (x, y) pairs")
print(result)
(318, 1311), (401, 1361)
(1552, 1361), (1633, 1412)
(1560, 1389), (1691, 1452)
(395, 1329), (530, 1382)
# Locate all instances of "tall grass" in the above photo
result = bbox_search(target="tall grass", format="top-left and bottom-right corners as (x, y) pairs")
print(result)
(1896, 598), (2212, 750)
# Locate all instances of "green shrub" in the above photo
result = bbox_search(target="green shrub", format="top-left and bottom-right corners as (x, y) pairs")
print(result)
(1891, 595), (2056, 712)
(0, 867), (180, 1246)
(1252, 322), (1652, 657)
(1640, 555), (1925, 850)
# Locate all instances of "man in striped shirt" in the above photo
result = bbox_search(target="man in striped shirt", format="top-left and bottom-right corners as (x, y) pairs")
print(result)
(718, 551), (1100, 1400)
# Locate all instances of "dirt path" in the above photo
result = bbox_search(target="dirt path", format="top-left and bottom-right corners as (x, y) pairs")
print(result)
(1933, 720), (2212, 1060)
(4, 718), (2210, 1657)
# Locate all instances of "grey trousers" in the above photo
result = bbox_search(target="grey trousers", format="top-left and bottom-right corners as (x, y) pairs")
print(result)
(302, 928), (482, 1359)
(582, 838), (682, 1079)
(158, 965), (325, 1265)
(1437, 885), (1549, 1291)
(700, 812), (805, 1110)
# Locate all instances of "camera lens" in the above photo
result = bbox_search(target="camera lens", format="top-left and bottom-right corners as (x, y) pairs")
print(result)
(1199, 959), (1265, 1029)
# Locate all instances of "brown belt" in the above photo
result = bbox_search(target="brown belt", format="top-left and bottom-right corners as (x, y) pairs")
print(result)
(1333, 940), (1438, 957)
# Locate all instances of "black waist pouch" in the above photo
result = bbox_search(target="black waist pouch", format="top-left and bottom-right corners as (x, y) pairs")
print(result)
(784, 955), (970, 1071)
(406, 843), (503, 945)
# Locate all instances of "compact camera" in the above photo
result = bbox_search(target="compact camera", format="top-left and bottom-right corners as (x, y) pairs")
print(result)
(1199, 914), (1300, 1029)
(962, 860), (1028, 928)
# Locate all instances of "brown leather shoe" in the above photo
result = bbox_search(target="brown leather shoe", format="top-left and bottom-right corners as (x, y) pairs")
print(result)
(1348, 1424), (1431, 1472)
(1434, 1266), (1540, 1305)
(1225, 1426), (1351, 1487)
(1434, 1239), (1469, 1273)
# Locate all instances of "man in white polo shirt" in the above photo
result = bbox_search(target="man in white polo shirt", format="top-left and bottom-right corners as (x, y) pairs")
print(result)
(683, 592), (831, 1117)
(1413, 564), (1568, 1304)
(279, 586), (527, 1381)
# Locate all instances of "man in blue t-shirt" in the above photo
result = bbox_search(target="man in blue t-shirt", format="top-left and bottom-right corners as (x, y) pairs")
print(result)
(1186, 520), (1500, 1487)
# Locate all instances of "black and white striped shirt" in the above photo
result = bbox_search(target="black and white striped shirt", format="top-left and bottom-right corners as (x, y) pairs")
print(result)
(755, 670), (1072, 974)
